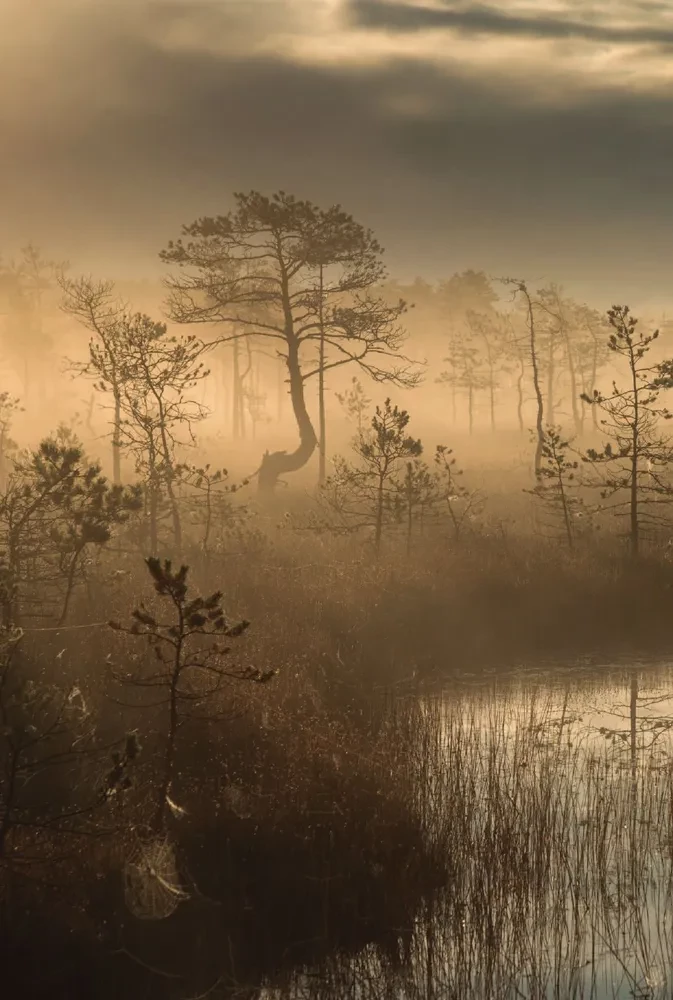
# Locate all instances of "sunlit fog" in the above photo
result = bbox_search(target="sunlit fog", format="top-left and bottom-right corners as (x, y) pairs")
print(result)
(3, 2), (673, 998)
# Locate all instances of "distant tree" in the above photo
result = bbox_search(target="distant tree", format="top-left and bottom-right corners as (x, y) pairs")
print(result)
(501, 312), (528, 434)
(60, 275), (127, 484)
(435, 272), (500, 430)
(437, 335), (488, 435)
(437, 270), (499, 319)
(582, 306), (673, 557)
(0, 245), (61, 405)
(574, 305), (611, 432)
(161, 191), (418, 494)
(465, 310), (508, 432)
(335, 376), (372, 436)
(534, 285), (572, 430)
(500, 279), (546, 477)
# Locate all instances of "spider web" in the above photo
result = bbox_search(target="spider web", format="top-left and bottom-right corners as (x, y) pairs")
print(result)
(123, 836), (189, 920)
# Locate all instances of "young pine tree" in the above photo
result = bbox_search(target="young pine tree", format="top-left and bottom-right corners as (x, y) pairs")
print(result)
(321, 399), (423, 554)
(0, 431), (141, 625)
(393, 459), (440, 556)
(582, 306), (673, 557)
(526, 427), (582, 549)
(434, 445), (483, 541)
(109, 558), (274, 834)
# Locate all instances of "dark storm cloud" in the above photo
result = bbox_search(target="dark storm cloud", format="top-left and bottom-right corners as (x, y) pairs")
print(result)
(347, 0), (673, 46)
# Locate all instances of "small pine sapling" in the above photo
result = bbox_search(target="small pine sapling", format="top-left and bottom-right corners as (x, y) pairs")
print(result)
(393, 459), (440, 556)
(582, 306), (673, 556)
(335, 376), (372, 437)
(525, 426), (583, 549)
(176, 463), (249, 559)
(434, 445), (484, 541)
(320, 399), (422, 554)
(0, 430), (142, 625)
(109, 557), (275, 833)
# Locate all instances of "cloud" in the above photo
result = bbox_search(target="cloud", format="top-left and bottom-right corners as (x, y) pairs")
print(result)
(346, 0), (673, 47)
(0, 0), (672, 299)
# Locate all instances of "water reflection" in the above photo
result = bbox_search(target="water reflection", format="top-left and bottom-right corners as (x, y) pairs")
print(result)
(253, 662), (673, 1000)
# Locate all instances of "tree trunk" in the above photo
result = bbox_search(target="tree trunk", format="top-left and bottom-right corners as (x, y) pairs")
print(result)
(147, 450), (160, 557)
(489, 374), (496, 433)
(112, 394), (121, 485)
(0, 429), (6, 492)
(374, 473), (385, 555)
(546, 337), (555, 426)
(564, 330), (582, 436)
(155, 652), (181, 834)
(318, 264), (327, 485)
(258, 339), (317, 494)
(277, 356), (284, 423)
(628, 339), (640, 558)
(516, 361), (525, 434)
(590, 339), (599, 431)
(232, 339), (243, 440)
(59, 548), (84, 626)
(558, 474), (573, 550)
(521, 287), (545, 478)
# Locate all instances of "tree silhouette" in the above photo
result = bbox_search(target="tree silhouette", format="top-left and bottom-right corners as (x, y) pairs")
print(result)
(526, 427), (582, 549)
(109, 557), (273, 833)
(582, 306), (673, 557)
(160, 191), (418, 493)
(320, 399), (423, 554)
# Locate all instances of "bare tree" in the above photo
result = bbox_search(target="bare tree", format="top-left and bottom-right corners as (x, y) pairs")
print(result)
(499, 278), (545, 477)
(61, 277), (211, 554)
(60, 276), (127, 484)
(113, 314), (211, 556)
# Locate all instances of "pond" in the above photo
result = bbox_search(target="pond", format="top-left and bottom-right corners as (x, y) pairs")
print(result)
(254, 661), (673, 1000)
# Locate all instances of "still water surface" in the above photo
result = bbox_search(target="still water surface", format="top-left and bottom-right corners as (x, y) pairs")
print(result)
(259, 660), (673, 1000)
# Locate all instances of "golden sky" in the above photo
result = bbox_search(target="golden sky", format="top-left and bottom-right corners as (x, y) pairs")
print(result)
(1, 0), (673, 300)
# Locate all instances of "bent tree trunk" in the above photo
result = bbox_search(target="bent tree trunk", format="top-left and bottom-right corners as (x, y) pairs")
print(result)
(258, 338), (317, 494)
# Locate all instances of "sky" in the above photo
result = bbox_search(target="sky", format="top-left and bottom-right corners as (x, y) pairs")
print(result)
(2, 0), (673, 306)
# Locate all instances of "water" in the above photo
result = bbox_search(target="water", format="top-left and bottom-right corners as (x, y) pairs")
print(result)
(256, 661), (673, 1000)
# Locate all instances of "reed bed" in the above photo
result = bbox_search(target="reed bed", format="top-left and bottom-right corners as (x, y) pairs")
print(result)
(268, 680), (673, 1000)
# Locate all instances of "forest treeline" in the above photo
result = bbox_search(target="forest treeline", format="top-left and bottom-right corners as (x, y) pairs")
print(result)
(1, 191), (673, 570)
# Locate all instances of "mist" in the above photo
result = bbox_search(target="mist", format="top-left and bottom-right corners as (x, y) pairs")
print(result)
(4, 2), (673, 998)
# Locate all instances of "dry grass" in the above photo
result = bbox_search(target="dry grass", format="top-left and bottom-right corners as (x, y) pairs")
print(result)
(4, 525), (673, 997)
